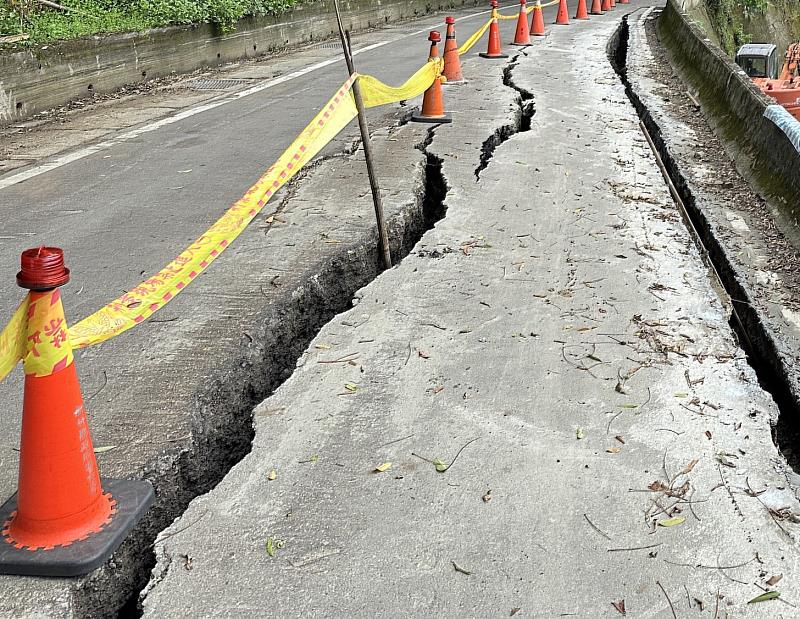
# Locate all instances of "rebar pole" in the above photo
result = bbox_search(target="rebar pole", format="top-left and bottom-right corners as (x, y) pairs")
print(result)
(332, 0), (392, 269)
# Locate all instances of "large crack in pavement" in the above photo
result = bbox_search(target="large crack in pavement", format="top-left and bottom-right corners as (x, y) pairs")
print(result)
(138, 58), (520, 616)
(74, 116), (450, 618)
(114, 109), (457, 619)
(608, 10), (800, 478)
(416, 127), (450, 228)
(473, 53), (535, 181)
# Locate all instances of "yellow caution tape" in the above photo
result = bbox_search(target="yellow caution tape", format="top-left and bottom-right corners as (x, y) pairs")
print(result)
(0, 297), (28, 381)
(497, 9), (523, 19)
(0, 60), (444, 381)
(66, 74), (361, 350)
(458, 19), (492, 55)
(0, 10), (533, 381)
(0, 289), (76, 381)
(23, 290), (74, 377)
(359, 60), (441, 108)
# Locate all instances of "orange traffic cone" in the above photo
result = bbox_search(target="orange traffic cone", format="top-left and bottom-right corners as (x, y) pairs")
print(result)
(590, 0), (603, 15)
(610, 0), (616, 8)
(601, 0), (611, 10)
(575, 0), (589, 19)
(412, 31), (452, 123)
(511, 0), (532, 46)
(0, 247), (153, 576)
(619, 0), (629, 4)
(443, 16), (466, 84)
(555, 0), (570, 25)
(479, 1), (509, 59)
(530, 0), (546, 36)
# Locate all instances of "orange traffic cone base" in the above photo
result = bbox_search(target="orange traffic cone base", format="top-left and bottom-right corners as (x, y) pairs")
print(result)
(479, 51), (509, 58)
(510, 42), (531, 47)
(0, 479), (153, 576)
(4, 491), (115, 551)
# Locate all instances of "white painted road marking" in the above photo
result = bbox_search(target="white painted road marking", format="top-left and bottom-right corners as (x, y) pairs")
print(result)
(0, 4), (516, 191)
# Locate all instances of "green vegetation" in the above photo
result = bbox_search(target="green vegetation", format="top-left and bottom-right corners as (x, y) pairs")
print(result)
(705, 0), (762, 53)
(0, 0), (300, 45)
(702, 0), (800, 55)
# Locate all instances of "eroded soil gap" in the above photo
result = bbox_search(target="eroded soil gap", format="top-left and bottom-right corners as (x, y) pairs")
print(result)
(104, 128), (449, 618)
(474, 54), (536, 180)
(608, 14), (800, 470)
(417, 127), (449, 225)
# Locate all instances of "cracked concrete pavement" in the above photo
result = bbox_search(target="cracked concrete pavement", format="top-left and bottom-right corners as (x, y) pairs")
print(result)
(141, 6), (800, 617)
(0, 112), (433, 616)
(0, 7), (542, 616)
(623, 6), (800, 469)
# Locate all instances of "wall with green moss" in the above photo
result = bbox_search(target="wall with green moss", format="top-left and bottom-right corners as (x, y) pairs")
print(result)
(684, 0), (800, 56)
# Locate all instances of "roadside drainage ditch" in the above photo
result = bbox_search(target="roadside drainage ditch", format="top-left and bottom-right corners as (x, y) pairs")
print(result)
(68, 123), (451, 618)
(608, 14), (800, 471)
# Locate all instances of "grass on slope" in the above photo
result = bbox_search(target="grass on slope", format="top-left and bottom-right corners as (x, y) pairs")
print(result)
(0, 0), (299, 46)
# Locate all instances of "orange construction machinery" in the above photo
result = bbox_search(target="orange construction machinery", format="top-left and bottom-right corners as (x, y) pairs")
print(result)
(736, 42), (800, 120)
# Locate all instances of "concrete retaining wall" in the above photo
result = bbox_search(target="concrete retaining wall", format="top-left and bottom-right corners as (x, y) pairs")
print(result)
(658, 0), (800, 199)
(0, 0), (481, 126)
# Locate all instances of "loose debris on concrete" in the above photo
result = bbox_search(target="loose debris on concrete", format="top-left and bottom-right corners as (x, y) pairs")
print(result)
(140, 10), (800, 617)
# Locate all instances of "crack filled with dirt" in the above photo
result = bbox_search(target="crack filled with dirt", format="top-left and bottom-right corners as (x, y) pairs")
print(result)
(473, 54), (535, 181)
(67, 125), (450, 619)
(608, 14), (800, 471)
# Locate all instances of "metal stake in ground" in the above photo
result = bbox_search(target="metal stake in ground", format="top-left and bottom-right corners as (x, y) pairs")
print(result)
(332, 0), (392, 270)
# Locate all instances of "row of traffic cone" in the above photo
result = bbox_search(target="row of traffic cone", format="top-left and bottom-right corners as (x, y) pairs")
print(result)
(413, 0), (632, 122)
(489, 0), (626, 58)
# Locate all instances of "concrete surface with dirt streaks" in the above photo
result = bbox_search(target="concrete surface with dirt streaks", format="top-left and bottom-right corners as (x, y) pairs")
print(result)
(0, 6), (545, 617)
(623, 6), (800, 481)
(141, 6), (800, 617)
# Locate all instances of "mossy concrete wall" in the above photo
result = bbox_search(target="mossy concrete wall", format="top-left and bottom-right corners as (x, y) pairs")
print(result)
(0, 0), (481, 126)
